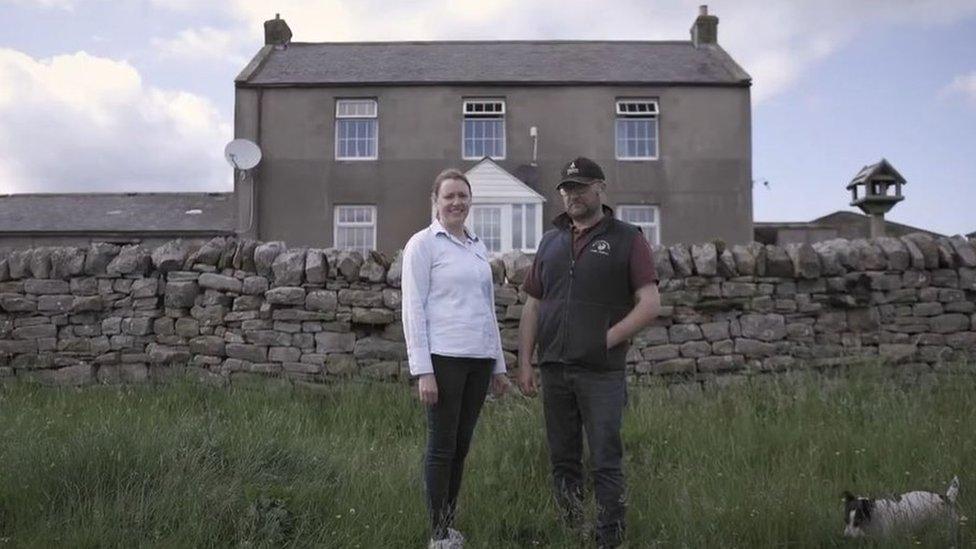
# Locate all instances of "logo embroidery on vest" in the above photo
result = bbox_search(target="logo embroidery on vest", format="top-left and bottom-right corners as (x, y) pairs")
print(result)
(590, 240), (611, 256)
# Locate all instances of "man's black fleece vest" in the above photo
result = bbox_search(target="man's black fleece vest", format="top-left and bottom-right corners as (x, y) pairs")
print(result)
(534, 208), (640, 371)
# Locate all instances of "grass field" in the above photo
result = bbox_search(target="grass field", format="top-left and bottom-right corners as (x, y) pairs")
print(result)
(1, 368), (974, 547)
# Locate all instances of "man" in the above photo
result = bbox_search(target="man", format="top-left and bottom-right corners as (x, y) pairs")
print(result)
(517, 156), (660, 548)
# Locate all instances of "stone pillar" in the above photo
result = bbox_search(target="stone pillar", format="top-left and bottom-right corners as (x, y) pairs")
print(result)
(869, 214), (886, 238)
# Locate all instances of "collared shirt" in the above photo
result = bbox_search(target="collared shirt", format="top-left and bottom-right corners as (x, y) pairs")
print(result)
(523, 208), (659, 299)
(401, 219), (506, 376)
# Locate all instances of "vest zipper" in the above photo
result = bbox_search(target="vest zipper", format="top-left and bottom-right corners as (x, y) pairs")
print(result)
(559, 234), (575, 358)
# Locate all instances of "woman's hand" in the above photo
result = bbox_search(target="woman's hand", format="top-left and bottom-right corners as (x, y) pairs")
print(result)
(490, 373), (510, 398)
(417, 374), (438, 406)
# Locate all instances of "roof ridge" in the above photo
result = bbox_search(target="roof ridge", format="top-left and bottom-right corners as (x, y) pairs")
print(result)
(0, 192), (233, 198)
(286, 39), (695, 46)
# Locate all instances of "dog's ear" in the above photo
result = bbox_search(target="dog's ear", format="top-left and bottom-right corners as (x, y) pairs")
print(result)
(842, 491), (855, 502)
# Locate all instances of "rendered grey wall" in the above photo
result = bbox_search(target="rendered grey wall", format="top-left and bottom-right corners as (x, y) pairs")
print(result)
(236, 84), (752, 253)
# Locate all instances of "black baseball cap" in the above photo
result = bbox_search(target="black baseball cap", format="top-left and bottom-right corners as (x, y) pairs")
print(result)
(557, 157), (605, 189)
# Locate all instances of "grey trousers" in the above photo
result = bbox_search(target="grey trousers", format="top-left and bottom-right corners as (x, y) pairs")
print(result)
(540, 363), (627, 548)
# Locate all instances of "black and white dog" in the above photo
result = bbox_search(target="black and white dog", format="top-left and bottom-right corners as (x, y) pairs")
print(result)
(843, 476), (960, 538)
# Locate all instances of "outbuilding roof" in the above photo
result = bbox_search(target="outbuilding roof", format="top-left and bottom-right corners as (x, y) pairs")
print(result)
(0, 192), (236, 234)
(237, 40), (751, 87)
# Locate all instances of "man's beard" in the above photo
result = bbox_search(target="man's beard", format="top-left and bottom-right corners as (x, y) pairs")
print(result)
(567, 200), (599, 221)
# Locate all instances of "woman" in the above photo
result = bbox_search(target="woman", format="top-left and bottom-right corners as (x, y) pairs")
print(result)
(401, 168), (510, 548)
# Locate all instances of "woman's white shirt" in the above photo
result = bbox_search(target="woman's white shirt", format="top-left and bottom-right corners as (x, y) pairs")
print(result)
(401, 219), (506, 377)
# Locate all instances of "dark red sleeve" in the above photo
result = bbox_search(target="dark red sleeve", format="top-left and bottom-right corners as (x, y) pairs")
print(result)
(630, 235), (658, 291)
(521, 255), (543, 299)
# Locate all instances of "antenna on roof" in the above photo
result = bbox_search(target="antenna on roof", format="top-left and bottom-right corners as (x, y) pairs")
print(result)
(224, 138), (262, 236)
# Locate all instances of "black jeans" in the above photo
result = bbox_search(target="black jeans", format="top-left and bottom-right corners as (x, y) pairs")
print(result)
(424, 354), (493, 540)
(540, 363), (627, 548)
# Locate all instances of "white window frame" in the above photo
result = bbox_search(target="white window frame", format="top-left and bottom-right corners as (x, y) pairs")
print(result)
(464, 202), (543, 253)
(462, 99), (506, 161)
(333, 205), (377, 252)
(468, 205), (504, 253)
(509, 203), (541, 253)
(335, 99), (378, 161)
(615, 99), (659, 161)
(617, 205), (661, 246)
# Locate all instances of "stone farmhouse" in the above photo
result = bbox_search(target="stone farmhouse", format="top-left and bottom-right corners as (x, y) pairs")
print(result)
(232, 6), (753, 255)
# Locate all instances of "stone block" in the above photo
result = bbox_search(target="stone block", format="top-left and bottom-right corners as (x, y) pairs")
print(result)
(315, 331), (356, 354)
(198, 273), (242, 293)
(698, 355), (744, 372)
(680, 341), (711, 358)
(352, 307), (395, 325)
(306, 290), (338, 312)
(226, 343), (268, 362)
(269, 346), (302, 363)
(265, 286), (305, 305)
(739, 313), (786, 341)
(641, 344), (679, 361)
(353, 337), (406, 360)
(668, 324), (702, 344)
(734, 338), (776, 357)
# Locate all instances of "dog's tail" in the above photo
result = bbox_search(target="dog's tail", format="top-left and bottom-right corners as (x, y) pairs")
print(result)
(946, 476), (960, 505)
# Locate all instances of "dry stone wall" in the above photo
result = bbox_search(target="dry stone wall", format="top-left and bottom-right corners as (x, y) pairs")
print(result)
(1, 233), (975, 391)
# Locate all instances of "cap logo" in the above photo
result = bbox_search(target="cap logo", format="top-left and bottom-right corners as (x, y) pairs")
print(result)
(566, 162), (579, 175)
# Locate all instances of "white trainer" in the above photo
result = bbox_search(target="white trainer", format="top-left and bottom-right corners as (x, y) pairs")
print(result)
(447, 528), (465, 547)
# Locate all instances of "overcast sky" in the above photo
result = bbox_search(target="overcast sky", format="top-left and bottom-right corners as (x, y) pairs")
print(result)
(1, 0), (974, 235)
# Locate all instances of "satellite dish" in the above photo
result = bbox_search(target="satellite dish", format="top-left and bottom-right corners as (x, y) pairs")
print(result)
(224, 139), (262, 170)
(225, 139), (262, 236)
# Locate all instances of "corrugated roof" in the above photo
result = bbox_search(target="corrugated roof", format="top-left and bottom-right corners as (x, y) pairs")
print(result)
(238, 41), (751, 87)
(0, 192), (236, 233)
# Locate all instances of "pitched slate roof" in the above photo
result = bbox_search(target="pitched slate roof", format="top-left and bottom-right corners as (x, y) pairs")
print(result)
(237, 41), (751, 87)
(0, 192), (236, 234)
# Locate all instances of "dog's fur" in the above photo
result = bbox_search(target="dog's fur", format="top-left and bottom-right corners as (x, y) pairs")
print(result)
(842, 476), (960, 538)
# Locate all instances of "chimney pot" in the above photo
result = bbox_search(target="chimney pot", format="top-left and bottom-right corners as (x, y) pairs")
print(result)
(699, 5), (708, 16)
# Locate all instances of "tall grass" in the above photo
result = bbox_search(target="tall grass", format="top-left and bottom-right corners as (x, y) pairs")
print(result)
(1, 368), (974, 547)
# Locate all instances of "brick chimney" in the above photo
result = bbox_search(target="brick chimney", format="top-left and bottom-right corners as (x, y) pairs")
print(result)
(264, 13), (292, 47)
(690, 5), (718, 47)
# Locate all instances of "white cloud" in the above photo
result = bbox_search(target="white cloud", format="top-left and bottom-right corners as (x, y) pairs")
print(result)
(152, 26), (249, 65)
(211, 0), (976, 104)
(5, 0), (79, 10)
(0, 48), (232, 193)
(148, 0), (201, 10)
(942, 71), (976, 105)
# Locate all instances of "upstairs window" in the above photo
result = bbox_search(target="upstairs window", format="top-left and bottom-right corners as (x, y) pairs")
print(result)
(617, 205), (660, 245)
(335, 99), (377, 160)
(615, 99), (658, 160)
(463, 99), (505, 160)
